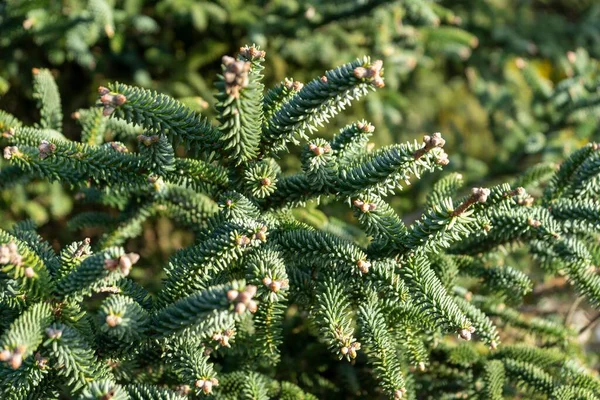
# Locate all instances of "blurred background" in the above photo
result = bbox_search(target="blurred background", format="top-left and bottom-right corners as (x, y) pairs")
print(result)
(1, 1), (599, 389)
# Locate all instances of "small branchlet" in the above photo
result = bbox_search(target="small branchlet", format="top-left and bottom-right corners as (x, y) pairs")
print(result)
(452, 187), (490, 216)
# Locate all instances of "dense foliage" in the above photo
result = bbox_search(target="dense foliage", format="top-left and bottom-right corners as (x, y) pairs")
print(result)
(1, 1), (600, 399)
(0, 45), (599, 399)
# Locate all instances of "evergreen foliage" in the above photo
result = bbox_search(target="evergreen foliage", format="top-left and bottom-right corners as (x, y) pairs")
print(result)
(0, 47), (599, 399)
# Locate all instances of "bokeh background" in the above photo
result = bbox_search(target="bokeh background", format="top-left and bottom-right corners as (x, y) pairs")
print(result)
(1, 1), (599, 387)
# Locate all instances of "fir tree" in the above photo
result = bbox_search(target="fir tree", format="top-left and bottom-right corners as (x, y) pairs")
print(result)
(0, 48), (599, 399)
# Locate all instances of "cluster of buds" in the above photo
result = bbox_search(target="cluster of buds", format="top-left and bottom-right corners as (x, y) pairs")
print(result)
(38, 140), (56, 159)
(35, 352), (48, 369)
(235, 235), (251, 247)
(452, 187), (491, 217)
(227, 285), (258, 314)
(110, 142), (128, 153)
(356, 259), (371, 274)
(195, 377), (219, 394)
(340, 341), (361, 359)
(98, 86), (127, 116)
(106, 313), (123, 328)
(528, 218), (542, 228)
(260, 177), (272, 187)
(262, 276), (289, 293)
(46, 326), (64, 340)
(458, 325), (476, 341)
(284, 77), (304, 91)
(357, 121), (375, 133)
(0, 345), (27, 369)
(222, 56), (251, 98)
(0, 242), (22, 267)
(104, 252), (140, 277)
(137, 135), (160, 146)
(394, 387), (408, 399)
(175, 385), (191, 396)
(414, 132), (446, 160)
(3, 146), (21, 160)
(239, 45), (266, 60)
(353, 60), (385, 88)
(353, 199), (377, 213)
(308, 142), (331, 156)
(212, 329), (235, 348)
(2, 127), (15, 139)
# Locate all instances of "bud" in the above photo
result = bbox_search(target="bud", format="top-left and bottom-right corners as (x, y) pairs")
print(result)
(3, 146), (21, 160)
(357, 259), (371, 274)
(261, 177), (272, 186)
(528, 218), (542, 228)
(9, 353), (22, 369)
(227, 290), (239, 302)
(472, 187), (491, 203)
(106, 314), (122, 328)
(0, 349), (10, 361)
(247, 300), (258, 313)
(24, 267), (35, 278)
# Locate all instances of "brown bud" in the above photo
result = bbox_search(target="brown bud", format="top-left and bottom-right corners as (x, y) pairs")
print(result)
(269, 281), (281, 292)
(98, 86), (110, 95)
(245, 285), (257, 297)
(235, 302), (246, 314)
(106, 314), (122, 328)
(9, 353), (22, 369)
(227, 290), (239, 302)
(320, 75), (328, 83)
(357, 259), (371, 274)
(0, 349), (11, 361)
(459, 328), (472, 341)
(261, 177), (272, 186)
(472, 187), (490, 203)
(247, 300), (258, 313)
(3, 146), (21, 160)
